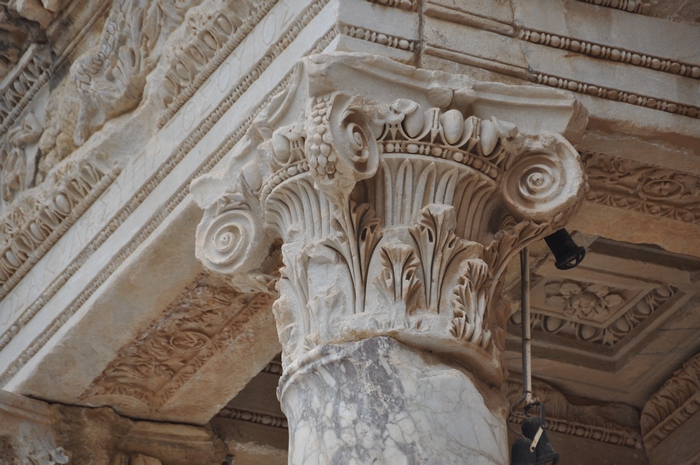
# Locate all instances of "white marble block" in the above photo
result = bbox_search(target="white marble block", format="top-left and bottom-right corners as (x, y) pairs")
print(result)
(279, 336), (509, 465)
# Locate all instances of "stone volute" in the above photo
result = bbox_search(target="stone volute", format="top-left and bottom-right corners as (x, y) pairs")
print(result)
(191, 53), (587, 464)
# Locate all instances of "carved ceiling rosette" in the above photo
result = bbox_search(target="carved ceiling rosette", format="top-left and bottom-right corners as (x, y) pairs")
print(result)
(192, 53), (587, 385)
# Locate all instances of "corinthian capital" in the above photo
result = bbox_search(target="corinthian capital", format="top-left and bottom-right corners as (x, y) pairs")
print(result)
(192, 53), (587, 385)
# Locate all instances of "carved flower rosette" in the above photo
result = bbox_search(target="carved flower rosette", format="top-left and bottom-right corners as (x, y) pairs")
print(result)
(195, 81), (585, 384)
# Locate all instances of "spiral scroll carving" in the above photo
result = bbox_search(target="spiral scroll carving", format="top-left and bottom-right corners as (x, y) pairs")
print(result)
(501, 136), (584, 222)
(195, 196), (268, 279)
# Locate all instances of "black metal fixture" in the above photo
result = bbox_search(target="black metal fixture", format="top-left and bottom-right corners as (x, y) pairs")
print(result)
(544, 228), (586, 270)
(521, 403), (560, 465)
(510, 437), (536, 465)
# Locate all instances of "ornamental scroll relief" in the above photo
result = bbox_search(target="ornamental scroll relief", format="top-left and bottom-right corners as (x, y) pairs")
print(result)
(641, 352), (700, 451)
(582, 152), (700, 225)
(80, 275), (274, 412)
(192, 54), (587, 384)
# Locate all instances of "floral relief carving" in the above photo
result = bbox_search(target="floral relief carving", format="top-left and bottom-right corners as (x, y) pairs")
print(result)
(514, 284), (678, 347)
(409, 204), (476, 314)
(0, 158), (119, 306)
(193, 55), (586, 381)
(374, 244), (422, 313)
(641, 352), (700, 450)
(451, 259), (492, 348)
(545, 280), (625, 322)
(324, 201), (382, 315)
(80, 276), (274, 410)
(582, 152), (700, 224)
(71, 0), (204, 144)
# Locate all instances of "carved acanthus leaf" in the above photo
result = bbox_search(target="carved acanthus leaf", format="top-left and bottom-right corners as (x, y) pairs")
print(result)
(451, 259), (492, 348)
(374, 244), (422, 312)
(324, 201), (382, 315)
(192, 54), (587, 378)
(409, 204), (477, 314)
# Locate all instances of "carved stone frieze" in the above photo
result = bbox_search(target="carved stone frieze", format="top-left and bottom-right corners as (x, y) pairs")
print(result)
(504, 378), (644, 448)
(0, 110), (43, 203)
(530, 72), (700, 119)
(0, 157), (119, 306)
(577, 0), (651, 15)
(521, 29), (700, 80)
(582, 152), (700, 225)
(365, 0), (418, 11)
(216, 407), (289, 429)
(192, 53), (587, 384)
(338, 23), (417, 55)
(71, 0), (205, 145)
(51, 401), (227, 465)
(80, 275), (275, 413)
(0, 6), (46, 80)
(543, 279), (627, 323)
(0, 45), (51, 141)
(512, 281), (677, 347)
(641, 352), (700, 450)
(158, 0), (279, 125)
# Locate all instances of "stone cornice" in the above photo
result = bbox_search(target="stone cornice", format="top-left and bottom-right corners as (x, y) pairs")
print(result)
(216, 407), (289, 429)
(338, 23), (417, 54)
(505, 378), (644, 449)
(582, 152), (700, 225)
(157, 0), (280, 127)
(0, 73), (293, 388)
(521, 29), (700, 80)
(577, 0), (650, 15)
(530, 72), (700, 119)
(641, 352), (700, 450)
(0, 159), (119, 305)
